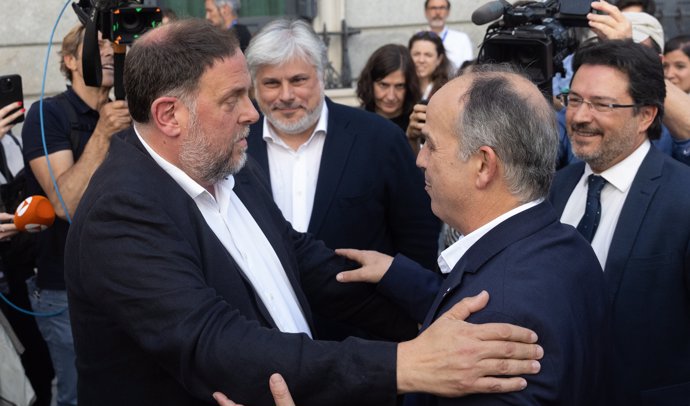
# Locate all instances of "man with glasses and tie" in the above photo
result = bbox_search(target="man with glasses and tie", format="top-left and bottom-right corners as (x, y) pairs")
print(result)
(423, 0), (473, 71)
(549, 40), (690, 405)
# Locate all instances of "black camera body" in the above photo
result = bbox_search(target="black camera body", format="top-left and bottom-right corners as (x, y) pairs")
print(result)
(98, 3), (162, 45)
(72, 0), (161, 97)
(475, 0), (589, 96)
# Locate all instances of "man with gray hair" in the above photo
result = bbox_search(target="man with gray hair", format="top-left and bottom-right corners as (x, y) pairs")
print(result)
(205, 0), (251, 51)
(245, 19), (441, 339)
(338, 64), (609, 404)
(64, 19), (543, 406)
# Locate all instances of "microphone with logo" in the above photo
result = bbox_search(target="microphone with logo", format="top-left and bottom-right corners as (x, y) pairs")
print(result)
(13, 195), (56, 232)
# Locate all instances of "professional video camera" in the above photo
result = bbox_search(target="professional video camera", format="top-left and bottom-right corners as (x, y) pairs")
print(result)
(472, 0), (592, 96)
(72, 0), (162, 99)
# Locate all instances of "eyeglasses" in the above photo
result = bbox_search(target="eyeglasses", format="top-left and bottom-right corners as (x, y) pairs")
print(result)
(559, 94), (640, 113)
(427, 6), (449, 11)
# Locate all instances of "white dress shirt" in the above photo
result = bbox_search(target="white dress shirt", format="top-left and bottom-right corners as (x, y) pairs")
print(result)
(134, 127), (312, 337)
(438, 199), (543, 274)
(560, 140), (650, 269)
(263, 105), (329, 232)
(436, 27), (474, 71)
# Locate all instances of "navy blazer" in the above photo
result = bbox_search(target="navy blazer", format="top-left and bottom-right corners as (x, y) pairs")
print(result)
(64, 129), (416, 406)
(549, 146), (690, 405)
(247, 99), (440, 270)
(379, 202), (609, 405)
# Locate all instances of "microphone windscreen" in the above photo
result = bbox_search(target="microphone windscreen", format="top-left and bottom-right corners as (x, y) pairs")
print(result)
(472, 1), (506, 25)
(14, 196), (56, 233)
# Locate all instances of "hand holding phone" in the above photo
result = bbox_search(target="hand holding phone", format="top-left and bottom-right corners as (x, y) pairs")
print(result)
(587, 1), (633, 41)
(0, 75), (25, 134)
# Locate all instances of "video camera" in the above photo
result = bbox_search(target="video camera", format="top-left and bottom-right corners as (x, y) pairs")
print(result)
(472, 0), (592, 96)
(72, 0), (162, 98)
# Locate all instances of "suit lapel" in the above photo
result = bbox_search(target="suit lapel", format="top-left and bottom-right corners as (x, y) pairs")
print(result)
(307, 99), (356, 236)
(233, 164), (315, 330)
(420, 202), (557, 330)
(247, 119), (271, 185)
(550, 162), (585, 215)
(603, 148), (663, 302)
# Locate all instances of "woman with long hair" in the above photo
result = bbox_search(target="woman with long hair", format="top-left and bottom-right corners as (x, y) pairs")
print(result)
(356, 44), (420, 130)
(408, 31), (450, 101)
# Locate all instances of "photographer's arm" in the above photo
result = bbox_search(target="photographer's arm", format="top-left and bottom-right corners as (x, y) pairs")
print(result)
(664, 79), (690, 141)
(29, 99), (130, 220)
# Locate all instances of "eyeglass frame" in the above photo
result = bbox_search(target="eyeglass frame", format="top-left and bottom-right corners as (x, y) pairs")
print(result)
(426, 5), (449, 11)
(558, 93), (641, 113)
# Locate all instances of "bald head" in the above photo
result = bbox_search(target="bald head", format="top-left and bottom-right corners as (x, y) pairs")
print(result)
(436, 65), (558, 202)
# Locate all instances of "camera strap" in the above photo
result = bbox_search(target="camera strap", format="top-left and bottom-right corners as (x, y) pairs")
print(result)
(82, 8), (103, 87)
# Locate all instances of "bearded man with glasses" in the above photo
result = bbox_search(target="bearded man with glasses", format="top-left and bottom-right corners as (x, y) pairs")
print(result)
(549, 40), (690, 406)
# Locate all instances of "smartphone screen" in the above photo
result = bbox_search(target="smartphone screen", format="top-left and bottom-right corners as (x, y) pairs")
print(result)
(0, 74), (25, 125)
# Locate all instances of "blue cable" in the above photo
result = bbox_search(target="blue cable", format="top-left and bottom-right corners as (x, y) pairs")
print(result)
(1, 0), (73, 318)
(0, 291), (67, 317)
(39, 0), (74, 225)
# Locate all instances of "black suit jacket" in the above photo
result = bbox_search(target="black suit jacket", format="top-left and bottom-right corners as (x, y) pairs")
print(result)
(64, 129), (416, 406)
(247, 99), (440, 270)
(379, 202), (609, 405)
(549, 146), (690, 405)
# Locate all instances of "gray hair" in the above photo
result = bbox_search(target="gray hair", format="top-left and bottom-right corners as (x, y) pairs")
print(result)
(213, 0), (241, 11)
(245, 18), (327, 84)
(456, 64), (558, 202)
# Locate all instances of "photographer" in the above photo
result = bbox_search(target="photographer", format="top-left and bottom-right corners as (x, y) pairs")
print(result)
(20, 23), (130, 406)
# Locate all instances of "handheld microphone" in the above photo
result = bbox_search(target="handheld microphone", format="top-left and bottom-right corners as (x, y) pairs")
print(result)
(471, 0), (511, 25)
(14, 196), (56, 232)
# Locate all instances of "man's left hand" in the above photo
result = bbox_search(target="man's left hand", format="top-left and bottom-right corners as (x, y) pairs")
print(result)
(335, 248), (393, 284)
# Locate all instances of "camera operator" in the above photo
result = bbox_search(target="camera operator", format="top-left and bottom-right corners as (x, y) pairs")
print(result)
(20, 23), (131, 406)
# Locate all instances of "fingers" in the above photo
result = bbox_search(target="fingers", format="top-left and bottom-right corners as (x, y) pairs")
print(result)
(269, 374), (295, 406)
(0, 102), (24, 134)
(335, 248), (392, 283)
(470, 321), (539, 345)
(471, 376), (529, 393)
(334, 248), (366, 263)
(336, 268), (376, 283)
(441, 290), (490, 321)
(0, 101), (22, 117)
(97, 100), (132, 135)
(588, 0), (632, 40)
(0, 213), (14, 221)
(212, 392), (240, 406)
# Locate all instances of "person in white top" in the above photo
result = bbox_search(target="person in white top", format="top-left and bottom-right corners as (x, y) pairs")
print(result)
(424, 0), (474, 71)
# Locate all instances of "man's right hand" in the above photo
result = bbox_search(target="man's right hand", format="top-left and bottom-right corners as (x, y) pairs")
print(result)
(94, 100), (131, 139)
(396, 291), (543, 396)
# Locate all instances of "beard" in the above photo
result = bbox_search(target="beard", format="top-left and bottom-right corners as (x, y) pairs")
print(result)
(179, 107), (248, 186)
(569, 119), (639, 171)
(262, 94), (324, 135)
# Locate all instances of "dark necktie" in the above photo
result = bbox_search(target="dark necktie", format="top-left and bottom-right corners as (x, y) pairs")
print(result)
(577, 174), (607, 243)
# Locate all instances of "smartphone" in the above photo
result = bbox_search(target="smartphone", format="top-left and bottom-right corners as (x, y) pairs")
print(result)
(0, 74), (24, 125)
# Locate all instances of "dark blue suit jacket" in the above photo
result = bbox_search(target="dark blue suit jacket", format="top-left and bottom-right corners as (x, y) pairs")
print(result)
(549, 146), (690, 405)
(247, 99), (440, 270)
(378, 202), (609, 405)
(64, 129), (416, 406)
